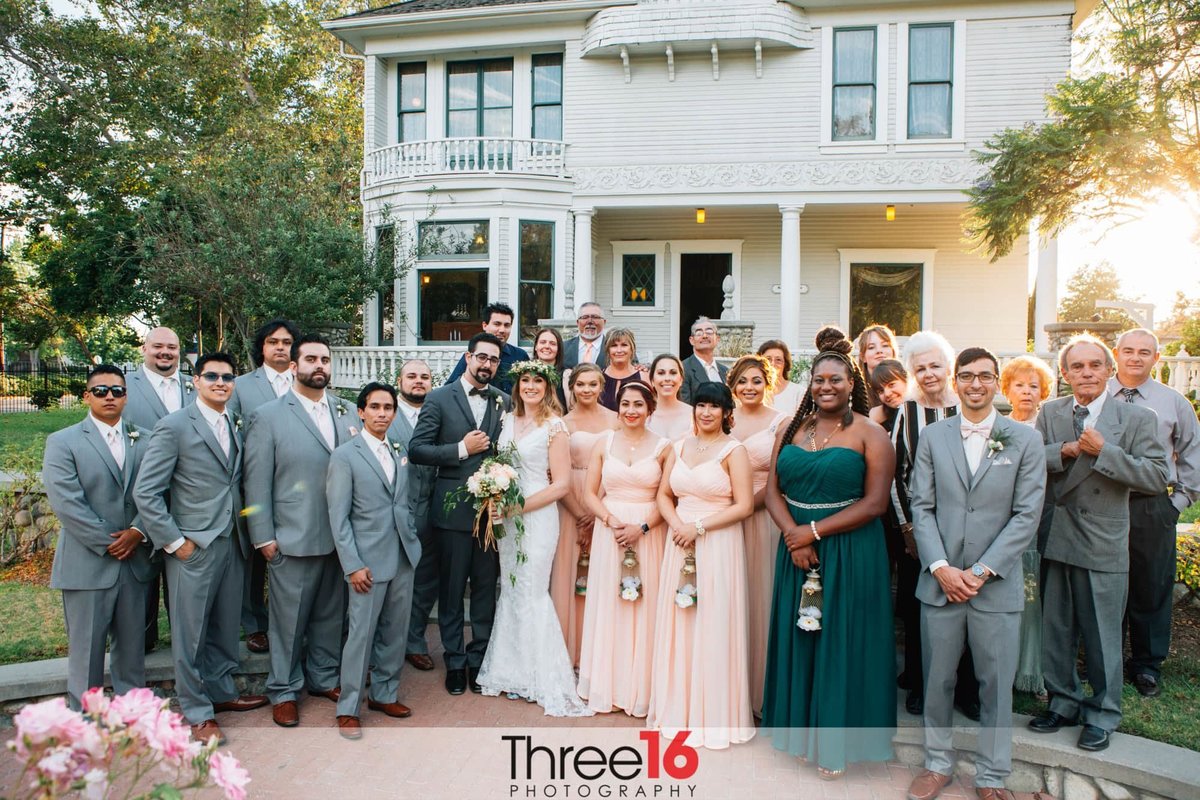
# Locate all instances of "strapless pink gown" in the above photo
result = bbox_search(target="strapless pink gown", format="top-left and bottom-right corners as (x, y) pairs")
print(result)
(739, 413), (785, 716)
(551, 428), (606, 666)
(647, 440), (755, 750)
(577, 432), (669, 716)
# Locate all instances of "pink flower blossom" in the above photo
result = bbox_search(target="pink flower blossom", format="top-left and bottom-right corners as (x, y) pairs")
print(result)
(209, 750), (251, 800)
(134, 707), (193, 761)
(13, 698), (93, 751)
(108, 687), (164, 727)
(80, 688), (110, 716)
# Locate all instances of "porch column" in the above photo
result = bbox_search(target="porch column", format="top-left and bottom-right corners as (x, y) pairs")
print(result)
(571, 208), (595, 308)
(1033, 221), (1058, 353)
(779, 204), (805, 349)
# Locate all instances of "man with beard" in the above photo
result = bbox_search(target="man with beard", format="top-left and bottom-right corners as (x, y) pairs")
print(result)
(243, 334), (359, 728)
(124, 326), (195, 652)
(227, 318), (301, 654)
(442, 303), (528, 394)
(387, 360), (441, 672)
(410, 333), (509, 695)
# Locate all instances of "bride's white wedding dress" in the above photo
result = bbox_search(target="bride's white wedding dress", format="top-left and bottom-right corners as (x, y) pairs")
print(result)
(477, 414), (593, 717)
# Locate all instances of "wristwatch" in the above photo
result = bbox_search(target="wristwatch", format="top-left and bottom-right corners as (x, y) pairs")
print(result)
(971, 563), (987, 579)
(695, 519), (707, 537)
(640, 523), (650, 534)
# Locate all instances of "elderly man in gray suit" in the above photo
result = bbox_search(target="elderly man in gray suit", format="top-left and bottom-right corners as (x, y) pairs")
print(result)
(243, 333), (357, 729)
(133, 352), (268, 745)
(906, 348), (1046, 800)
(43, 365), (156, 710)
(226, 318), (300, 654)
(679, 317), (729, 404)
(1029, 334), (1168, 753)
(327, 382), (422, 739)
(124, 326), (195, 653)
(387, 359), (440, 672)
(561, 302), (608, 370)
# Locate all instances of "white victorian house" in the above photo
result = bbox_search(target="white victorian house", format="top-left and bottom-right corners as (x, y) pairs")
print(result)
(323, 0), (1083, 383)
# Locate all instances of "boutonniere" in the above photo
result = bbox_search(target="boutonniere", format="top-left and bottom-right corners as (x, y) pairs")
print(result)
(183, 381), (194, 394)
(390, 440), (402, 455)
(234, 416), (243, 432)
(126, 424), (140, 444)
(987, 428), (1012, 459)
(335, 403), (347, 417)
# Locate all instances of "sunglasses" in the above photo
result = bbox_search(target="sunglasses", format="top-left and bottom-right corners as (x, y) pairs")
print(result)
(199, 372), (237, 384)
(87, 385), (127, 398)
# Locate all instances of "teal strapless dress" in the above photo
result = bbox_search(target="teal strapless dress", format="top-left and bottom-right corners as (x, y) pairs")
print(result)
(762, 445), (896, 771)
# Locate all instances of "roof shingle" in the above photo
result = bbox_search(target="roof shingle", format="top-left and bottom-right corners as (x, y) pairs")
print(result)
(335, 0), (566, 21)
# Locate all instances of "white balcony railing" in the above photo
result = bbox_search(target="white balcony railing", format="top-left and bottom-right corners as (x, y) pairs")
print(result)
(330, 347), (463, 389)
(364, 138), (569, 186)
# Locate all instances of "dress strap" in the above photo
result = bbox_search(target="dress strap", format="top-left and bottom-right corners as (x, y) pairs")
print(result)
(767, 411), (787, 436)
(673, 439), (686, 457)
(652, 435), (671, 459)
(717, 439), (745, 462)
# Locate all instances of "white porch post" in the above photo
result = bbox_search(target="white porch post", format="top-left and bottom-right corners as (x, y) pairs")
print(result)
(571, 208), (595, 308)
(1033, 221), (1058, 353)
(779, 204), (805, 349)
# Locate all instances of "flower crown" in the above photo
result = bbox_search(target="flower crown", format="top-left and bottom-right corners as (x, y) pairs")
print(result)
(507, 360), (561, 386)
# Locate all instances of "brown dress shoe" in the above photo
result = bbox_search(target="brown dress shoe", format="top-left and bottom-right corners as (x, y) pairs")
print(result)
(190, 720), (227, 745)
(336, 715), (362, 740)
(405, 653), (435, 671)
(309, 686), (341, 702)
(975, 790), (1016, 800)
(367, 699), (413, 718)
(213, 695), (268, 713)
(272, 701), (299, 727)
(907, 769), (953, 800)
(245, 632), (269, 653)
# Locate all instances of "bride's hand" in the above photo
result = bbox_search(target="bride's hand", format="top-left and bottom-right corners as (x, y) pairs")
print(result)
(489, 503), (504, 523)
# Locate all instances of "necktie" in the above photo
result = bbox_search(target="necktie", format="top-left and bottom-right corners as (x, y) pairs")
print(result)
(215, 414), (231, 458)
(1072, 405), (1089, 439)
(312, 403), (335, 449)
(961, 421), (990, 440)
(107, 429), (125, 469)
(160, 377), (181, 413)
(273, 374), (290, 397)
(582, 341), (594, 363)
(377, 441), (395, 484)
(1120, 387), (1138, 404)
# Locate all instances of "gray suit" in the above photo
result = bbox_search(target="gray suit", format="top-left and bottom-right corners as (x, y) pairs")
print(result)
(679, 354), (729, 404)
(43, 416), (155, 709)
(133, 403), (249, 725)
(561, 334), (607, 370)
(388, 407), (439, 656)
(123, 366), (195, 648)
(409, 381), (507, 669)
(227, 366), (285, 637)
(910, 415), (1046, 787)
(327, 433), (420, 717)
(243, 390), (356, 703)
(1035, 396), (1168, 731)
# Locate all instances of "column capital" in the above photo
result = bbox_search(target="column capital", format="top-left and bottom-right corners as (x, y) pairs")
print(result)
(570, 207), (596, 218)
(779, 203), (806, 216)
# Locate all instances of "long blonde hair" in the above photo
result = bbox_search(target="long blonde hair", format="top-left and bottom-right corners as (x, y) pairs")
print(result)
(511, 372), (563, 421)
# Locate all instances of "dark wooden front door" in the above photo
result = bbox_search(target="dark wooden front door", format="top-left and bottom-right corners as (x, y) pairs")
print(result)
(678, 253), (732, 359)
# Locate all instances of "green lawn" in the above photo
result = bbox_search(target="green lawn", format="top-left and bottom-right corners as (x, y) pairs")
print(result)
(1181, 501), (1200, 526)
(0, 407), (86, 460)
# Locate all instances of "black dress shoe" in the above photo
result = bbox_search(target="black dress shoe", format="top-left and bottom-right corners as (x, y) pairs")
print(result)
(1028, 711), (1078, 733)
(905, 689), (924, 716)
(956, 699), (982, 722)
(1077, 724), (1110, 751)
(467, 666), (483, 694)
(1132, 673), (1161, 698)
(445, 669), (467, 696)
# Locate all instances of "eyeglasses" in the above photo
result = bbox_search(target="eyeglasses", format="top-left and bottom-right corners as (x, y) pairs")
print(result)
(471, 353), (501, 366)
(199, 372), (237, 384)
(577, 314), (604, 321)
(692, 328), (717, 336)
(955, 372), (997, 385)
(87, 385), (127, 398)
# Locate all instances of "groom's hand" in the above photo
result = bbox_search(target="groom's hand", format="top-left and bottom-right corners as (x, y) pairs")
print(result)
(463, 430), (491, 455)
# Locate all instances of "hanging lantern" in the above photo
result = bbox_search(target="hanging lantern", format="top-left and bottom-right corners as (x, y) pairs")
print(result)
(619, 546), (641, 601)
(575, 550), (590, 596)
(796, 568), (823, 631)
(674, 549), (698, 609)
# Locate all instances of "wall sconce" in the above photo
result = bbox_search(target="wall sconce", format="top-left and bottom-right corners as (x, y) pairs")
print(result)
(885, 204), (896, 222)
(696, 208), (706, 224)
(422, 274), (431, 284)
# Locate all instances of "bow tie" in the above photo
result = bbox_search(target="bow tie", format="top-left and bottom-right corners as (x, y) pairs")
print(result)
(468, 387), (490, 397)
(961, 422), (991, 439)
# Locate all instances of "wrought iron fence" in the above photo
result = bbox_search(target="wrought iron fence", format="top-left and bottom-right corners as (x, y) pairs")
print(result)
(0, 363), (95, 414)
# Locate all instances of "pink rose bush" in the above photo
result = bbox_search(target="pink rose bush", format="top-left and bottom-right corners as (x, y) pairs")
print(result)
(7, 688), (250, 800)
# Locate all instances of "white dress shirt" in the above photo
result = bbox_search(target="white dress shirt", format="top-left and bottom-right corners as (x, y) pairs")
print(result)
(696, 354), (721, 382)
(457, 377), (490, 460)
(398, 400), (422, 431)
(166, 401), (231, 554)
(928, 409), (998, 578)
(264, 365), (293, 397)
(1072, 391), (1107, 431)
(293, 388), (336, 449)
(91, 413), (126, 469)
(364, 429), (395, 484)
(143, 365), (183, 414)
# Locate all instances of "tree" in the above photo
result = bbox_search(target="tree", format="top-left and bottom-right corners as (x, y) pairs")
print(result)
(1057, 262), (1137, 328)
(966, 0), (1200, 259)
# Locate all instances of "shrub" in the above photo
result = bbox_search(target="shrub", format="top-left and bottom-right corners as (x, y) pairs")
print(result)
(28, 388), (59, 410)
(1178, 534), (1200, 599)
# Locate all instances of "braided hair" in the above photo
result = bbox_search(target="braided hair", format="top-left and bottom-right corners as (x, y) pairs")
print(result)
(777, 326), (872, 458)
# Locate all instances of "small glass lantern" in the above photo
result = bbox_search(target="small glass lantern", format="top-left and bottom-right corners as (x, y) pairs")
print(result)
(619, 546), (641, 601)
(796, 568), (823, 632)
(575, 550), (589, 596)
(674, 549), (698, 609)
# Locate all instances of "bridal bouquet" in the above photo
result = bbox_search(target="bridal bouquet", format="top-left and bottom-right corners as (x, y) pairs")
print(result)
(444, 446), (526, 583)
(6, 688), (249, 800)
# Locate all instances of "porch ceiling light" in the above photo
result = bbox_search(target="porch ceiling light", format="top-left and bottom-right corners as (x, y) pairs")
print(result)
(696, 208), (706, 224)
(886, 204), (896, 222)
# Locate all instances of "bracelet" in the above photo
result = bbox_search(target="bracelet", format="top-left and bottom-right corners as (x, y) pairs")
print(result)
(695, 518), (707, 537)
(810, 520), (821, 542)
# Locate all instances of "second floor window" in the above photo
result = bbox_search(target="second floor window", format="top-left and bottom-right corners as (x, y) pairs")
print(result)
(532, 54), (563, 141)
(398, 63), (427, 142)
(418, 220), (489, 258)
(908, 24), (953, 138)
(832, 27), (876, 140)
(448, 58), (513, 138)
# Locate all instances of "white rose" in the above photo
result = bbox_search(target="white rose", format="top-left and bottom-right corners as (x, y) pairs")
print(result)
(674, 592), (695, 609)
(620, 587), (640, 602)
(797, 615), (822, 631)
(494, 474), (510, 491)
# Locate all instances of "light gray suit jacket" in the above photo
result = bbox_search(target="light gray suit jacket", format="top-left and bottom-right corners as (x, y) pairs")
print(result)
(133, 404), (249, 557)
(226, 366), (282, 427)
(1035, 395), (1169, 573)
(43, 417), (157, 590)
(242, 391), (358, 556)
(680, 354), (729, 405)
(910, 414), (1046, 613)
(326, 433), (420, 583)
(123, 368), (195, 431)
(387, 409), (437, 528)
